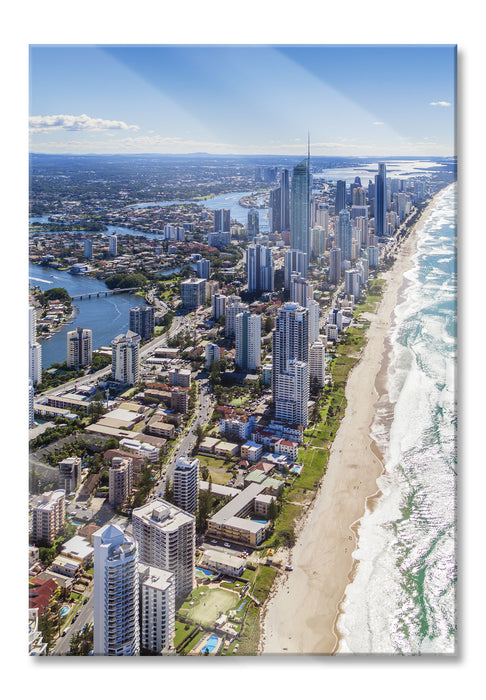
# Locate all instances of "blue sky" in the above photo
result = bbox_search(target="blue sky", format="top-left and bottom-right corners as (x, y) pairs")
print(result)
(29, 44), (455, 156)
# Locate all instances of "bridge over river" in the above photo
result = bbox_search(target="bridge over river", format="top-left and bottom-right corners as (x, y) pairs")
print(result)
(70, 287), (141, 301)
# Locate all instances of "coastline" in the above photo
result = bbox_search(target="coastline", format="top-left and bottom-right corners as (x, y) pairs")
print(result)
(260, 191), (446, 655)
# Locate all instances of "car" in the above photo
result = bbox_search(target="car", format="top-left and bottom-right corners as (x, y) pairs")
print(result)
(223, 542), (231, 548)
(285, 565), (293, 571)
(211, 539), (218, 544)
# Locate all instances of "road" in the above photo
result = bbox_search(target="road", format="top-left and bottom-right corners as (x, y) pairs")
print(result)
(52, 586), (94, 655)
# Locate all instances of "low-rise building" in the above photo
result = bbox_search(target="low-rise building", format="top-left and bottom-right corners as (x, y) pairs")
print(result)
(201, 549), (246, 578)
(240, 441), (263, 462)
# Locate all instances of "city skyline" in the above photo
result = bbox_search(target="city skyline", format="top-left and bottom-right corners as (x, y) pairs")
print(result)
(29, 45), (455, 157)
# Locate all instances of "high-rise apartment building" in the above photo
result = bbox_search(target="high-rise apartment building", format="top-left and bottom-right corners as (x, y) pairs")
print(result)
(290, 275), (314, 307)
(132, 499), (196, 602)
(247, 208), (259, 239)
(139, 564), (175, 654)
(329, 247), (342, 285)
(246, 244), (274, 295)
(109, 457), (133, 508)
(214, 208), (231, 232)
(129, 305), (155, 340)
(29, 306), (42, 386)
(196, 258), (211, 280)
(111, 330), (141, 385)
(173, 455), (200, 513)
(205, 342), (221, 369)
(93, 524), (140, 656)
(272, 302), (310, 427)
(374, 162), (387, 237)
(225, 296), (249, 338)
(235, 312), (261, 371)
(268, 186), (281, 233)
(309, 339), (326, 387)
(67, 327), (93, 368)
(180, 278), (206, 309)
(284, 249), (308, 289)
(306, 299), (320, 345)
(337, 209), (352, 263)
(290, 157), (310, 257)
(280, 168), (290, 232)
(335, 180), (346, 215)
(84, 239), (93, 259)
(108, 234), (118, 256)
(31, 490), (65, 545)
(211, 293), (226, 321)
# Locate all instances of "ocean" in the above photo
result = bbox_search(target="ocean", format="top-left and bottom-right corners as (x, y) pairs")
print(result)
(336, 183), (457, 654)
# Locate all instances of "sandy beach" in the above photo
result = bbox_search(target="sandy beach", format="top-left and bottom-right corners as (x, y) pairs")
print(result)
(260, 196), (441, 655)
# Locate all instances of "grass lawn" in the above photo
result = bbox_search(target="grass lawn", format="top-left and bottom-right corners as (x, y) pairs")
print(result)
(184, 587), (239, 626)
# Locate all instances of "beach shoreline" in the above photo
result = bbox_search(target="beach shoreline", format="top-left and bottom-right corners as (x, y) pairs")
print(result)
(259, 191), (447, 656)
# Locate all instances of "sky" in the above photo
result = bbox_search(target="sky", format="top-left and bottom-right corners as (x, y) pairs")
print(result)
(29, 44), (456, 157)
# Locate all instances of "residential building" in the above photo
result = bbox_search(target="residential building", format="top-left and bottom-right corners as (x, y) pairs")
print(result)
(180, 278), (206, 309)
(66, 327), (93, 369)
(93, 524), (140, 656)
(108, 234), (117, 256)
(329, 247), (342, 285)
(168, 368), (191, 388)
(207, 482), (273, 547)
(290, 275), (314, 307)
(274, 359), (309, 427)
(214, 208), (231, 232)
(129, 306), (155, 340)
(290, 156), (311, 257)
(205, 342), (220, 369)
(335, 180), (346, 216)
(111, 330), (141, 385)
(284, 249), (308, 289)
(108, 457), (133, 508)
(29, 380), (34, 428)
(58, 456), (82, 493)
(309, 339), (326, 387)
(212, 293), (226, 320)
(225, 297), (249, 338)
(31, 490), (65, 545)
(336, 209), (352, 263)
(306, 298), (320, 345)
(196, 258), (211, 280)
(139, 564), (175, 654)
(247, 207), (259, 239)
(29, 306), (42, 386)
(29, 609), (48, 656)
(173, 455), (199, 513)
(272, 302), (309, 420)
(235, 312), (261, 371)
(246, 243), (274, 294)
(280, 168), (290, 232)
(374, 162), (387, 237)
(84, 239), (93, 259)
(132, 499), (196, 603)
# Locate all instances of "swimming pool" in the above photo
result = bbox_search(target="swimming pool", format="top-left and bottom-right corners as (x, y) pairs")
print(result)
(202, 633), (219, 654)
(59, 605), (70, 617)
(195, 567), (215, 577)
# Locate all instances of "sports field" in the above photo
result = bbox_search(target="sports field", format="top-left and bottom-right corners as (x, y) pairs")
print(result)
(185, 587), (239, 626)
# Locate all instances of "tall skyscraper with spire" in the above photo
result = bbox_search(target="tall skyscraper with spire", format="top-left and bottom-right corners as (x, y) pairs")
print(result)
(290, 137), (311, 259)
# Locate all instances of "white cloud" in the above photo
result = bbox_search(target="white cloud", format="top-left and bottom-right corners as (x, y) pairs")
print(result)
(429, 101), (452, 107)
(29, 113), (140, 133)
(373, 121), (385, 125)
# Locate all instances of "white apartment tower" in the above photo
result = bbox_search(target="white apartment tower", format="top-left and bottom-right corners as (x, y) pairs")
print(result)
(93, 524), (140, 656)
(180, 278), (206, 309)
(132, 499), (196, 603)
(67, 327), (93, 369)
(306, 299), (320, 345)
(309, 339), (326, 387)
(111, 330), (141, 385)
(212, 293), (227, 320)
(108, 234), (117, 256)
(173, 455), (200, 513)
(235, 312), (261, 372)
(225, 296), (249, 338)
(29, 306), (42, 386)
(139, 564), (175, 654)
(272, 302), (310, 428)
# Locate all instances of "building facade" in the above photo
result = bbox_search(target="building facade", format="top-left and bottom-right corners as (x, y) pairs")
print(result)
(66, 327), (93, 369)
(111, 331), (141, 385)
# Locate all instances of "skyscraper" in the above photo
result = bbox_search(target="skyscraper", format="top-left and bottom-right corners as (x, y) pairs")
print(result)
(111, 330), (141, 385)
(235, 312), (261, 371)
(211, 293), (227, 321)
(247, 208), (259, 239)
(108, 457), (133, 508)
(337, 209), (352, 263)
(272, 302), (310, 426)
(246, 243), (274, 295)
(31, 490), (65, 545)
(268, 186), (281, 233)
(138, 564), (175, 654)
(132, 499), (196, 602)
(108, 234), (118, 256)
(93, 524), (140, 656)
(374, 162), (387, 237)
(290, 275), (314, 307)
(129, 305), (155, 340)
(284, 249), (308, 289)
(196, 258), (211, 280)
(180, 278), (206, 309)
(29, 306), (42, 386)
(329, 247), (342, 285)
(335, 180), (346, 215)
(290, 155), (310, 258)
(214, 208), (231, 232)
(280, 168), (290, 232)
(66, 327), (93, 368)
(84, 239), (93, 259)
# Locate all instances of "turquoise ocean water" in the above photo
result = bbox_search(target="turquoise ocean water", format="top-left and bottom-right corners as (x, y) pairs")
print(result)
(337, 183), (457, 654)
